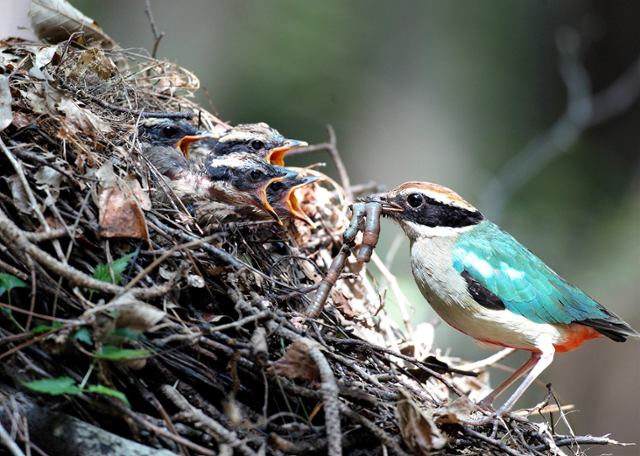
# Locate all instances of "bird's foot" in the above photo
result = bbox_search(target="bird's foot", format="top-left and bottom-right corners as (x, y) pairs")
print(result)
(474, 398), (495, 413)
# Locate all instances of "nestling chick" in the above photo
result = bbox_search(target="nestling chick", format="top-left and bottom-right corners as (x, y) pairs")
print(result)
(266, 175), (319, 227)
(137, 118), (215, 157)
(142, 139), (299, 223)
(188, 122), (307, 167)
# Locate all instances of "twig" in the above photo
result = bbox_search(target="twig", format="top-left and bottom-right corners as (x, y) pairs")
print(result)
(0, 206), (120, 294)
(370, 251), (415, 344)
(533, 435), (629, 452)
(23, 228), (70, 243)
(297, 338), (342, 456)
(339, 405), (410, 456)
(287, 125), (353, 201)
(481, 27), (640, 221)
(0, 420), (26, 456)
(161, 385), (258, 456)
(460, 426), (527, 456)
(0, 205), (170, 300)
(144, 0), (165, 59)
(57, 82), (192, 119)
(455, 348), (516, 372)
(0, 138), (66, 263)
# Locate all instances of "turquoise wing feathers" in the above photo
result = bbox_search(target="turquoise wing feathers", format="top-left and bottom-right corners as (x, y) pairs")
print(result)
(452, 221), (610, 325)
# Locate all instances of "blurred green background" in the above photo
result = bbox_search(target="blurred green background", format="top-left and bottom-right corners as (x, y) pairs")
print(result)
(5, 0), (639, 450)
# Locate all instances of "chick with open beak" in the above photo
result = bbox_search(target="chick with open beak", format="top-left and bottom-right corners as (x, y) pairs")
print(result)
(187, 122), (307, 168)
(266, 175), (319, 227)
(137, 118), (216, 157)
(198, 153), (300, 224)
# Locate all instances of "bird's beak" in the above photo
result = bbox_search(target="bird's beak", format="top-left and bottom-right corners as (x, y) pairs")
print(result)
(284, 176), (320, 228)
(360, 193), (404, 213)
(176, 131), (218, 158)
(268, 139), (308, 166)
(255, 177), (285, 225)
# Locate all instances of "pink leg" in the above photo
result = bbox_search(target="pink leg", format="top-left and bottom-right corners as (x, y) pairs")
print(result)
(470, 349), (555, 424)
(479, 351), (541, 409)
(495, 350), (554, 415)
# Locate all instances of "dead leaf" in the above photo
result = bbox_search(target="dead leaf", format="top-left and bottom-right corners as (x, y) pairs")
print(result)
(98, 185), (148, 239)
(95, 162), (117, 189)
(396, 389), (447, 454)
(35, 45), (57, 69)
(97, 165), (148, 238)
(35, 165), (64, 189)
(0, 74), (12, 131)
(266, 338), (319, 381)
(66, 48), (116, 81)
(11, 111), (37, 128)
(331, 288), (359, 319)
(125, 175), (151, 210)
(110, 293), (166, 333)
(22, 88), (47, 114)
(57, 98), (111, 135)
(43, 82), (61, 112)
(4, 174), (32, 214)
(433, 397), (475, 425)
(29, 0), (117, 49)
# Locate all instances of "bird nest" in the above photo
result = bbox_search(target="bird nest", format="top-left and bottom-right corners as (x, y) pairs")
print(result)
(0, 19), (627, 456)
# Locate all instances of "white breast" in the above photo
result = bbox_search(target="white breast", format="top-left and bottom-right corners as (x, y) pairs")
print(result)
(408, 231), (564, 352)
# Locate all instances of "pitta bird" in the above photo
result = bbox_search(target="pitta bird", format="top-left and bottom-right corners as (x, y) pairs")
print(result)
(374, 182), (639, 422)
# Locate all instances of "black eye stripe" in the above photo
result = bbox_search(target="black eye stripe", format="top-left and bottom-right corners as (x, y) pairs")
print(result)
(391, 193), (484, 228)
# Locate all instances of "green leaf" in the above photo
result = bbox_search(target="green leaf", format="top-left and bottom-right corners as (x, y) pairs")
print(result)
(0, 273), (27, 293)
(94, 345), (150, 360)
(93, 263), (111, 284)
(31, 322), (64, 334)
(86, 385), (131, 408)
(20, 377), (80, 395)
(73, 328), (93, 345)
(93, 253), (136, 286)
(110, 253), (136, 278)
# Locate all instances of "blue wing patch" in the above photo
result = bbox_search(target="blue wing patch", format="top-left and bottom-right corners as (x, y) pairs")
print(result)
(452, 221), (611, 325)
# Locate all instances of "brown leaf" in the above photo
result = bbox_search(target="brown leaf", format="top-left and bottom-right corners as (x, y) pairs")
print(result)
(331, 288), (359, 319)
(98, 185), (148, 239)
(126, 175), (151, 210)
(29, 0), (117, 49)
(433, 397), (474, 425)
(11, 111), (37, 128)
(396, 389), (446, 454)
(66, 48), (116, 81)
(57, 98), (111, 136)
(266, 339), (319, 381)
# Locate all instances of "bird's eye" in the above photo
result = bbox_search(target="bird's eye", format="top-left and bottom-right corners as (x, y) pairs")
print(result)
(251, 140), (265, 151)
(270, 181), (283, 192)
(162, 126), (178, 138)
(250, 170), (263, 180)
(407, 193), (423, 208)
